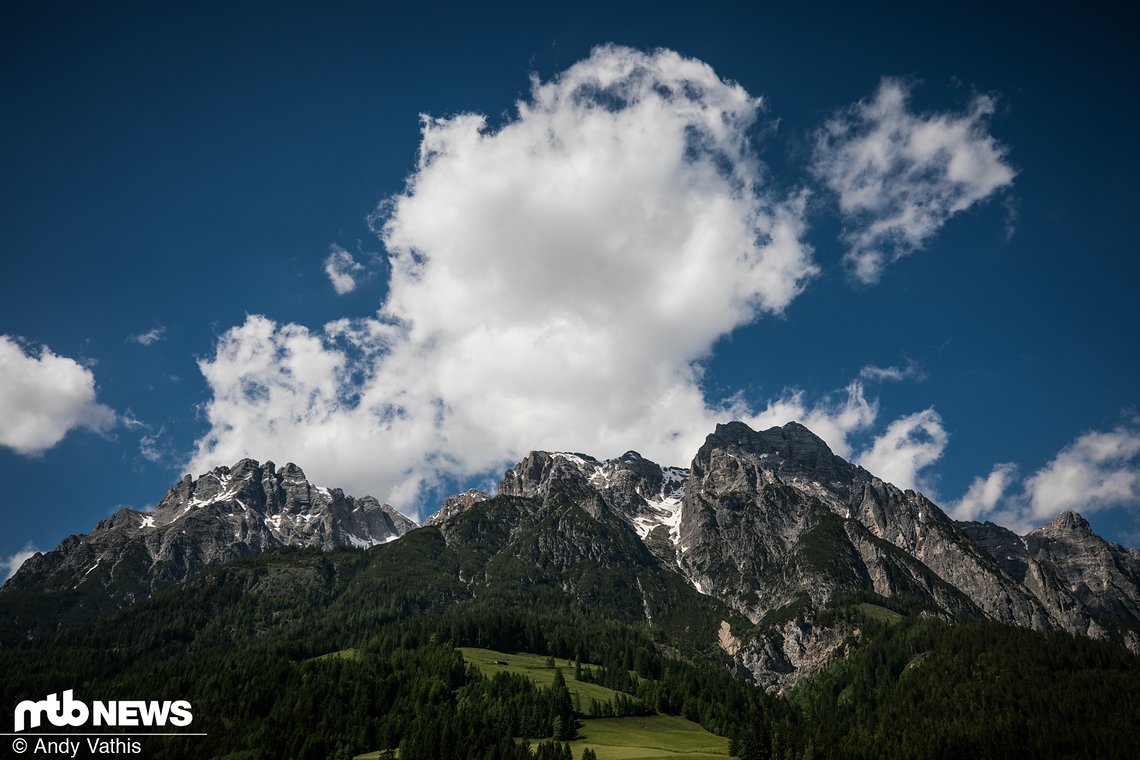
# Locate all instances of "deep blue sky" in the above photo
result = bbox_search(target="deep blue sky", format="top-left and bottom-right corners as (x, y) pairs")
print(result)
(2, 0), (1138, 565)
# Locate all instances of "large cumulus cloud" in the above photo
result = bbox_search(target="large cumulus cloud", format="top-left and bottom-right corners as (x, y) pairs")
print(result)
(189, 45), (820, 512)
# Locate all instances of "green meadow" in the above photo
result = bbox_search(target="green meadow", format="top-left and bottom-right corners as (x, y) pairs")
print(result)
(534, 715), (732, 760)
(355, 649), (733, 759)
(459, 646), (631, 712)
(854, 603), (904, 623)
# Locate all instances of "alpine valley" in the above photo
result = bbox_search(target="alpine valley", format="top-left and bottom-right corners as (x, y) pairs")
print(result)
(3, 421), (1139, 759)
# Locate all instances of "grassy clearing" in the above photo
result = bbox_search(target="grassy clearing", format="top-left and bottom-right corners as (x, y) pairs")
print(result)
(855, 603), (904, 623)
(535, 715), (732, 760)
(307, 647), (361, 662)
(460, 647), (632, 712)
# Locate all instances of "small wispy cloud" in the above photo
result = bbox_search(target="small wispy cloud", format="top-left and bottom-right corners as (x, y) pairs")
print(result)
(812, 78), (1015, 283)
(2, 542), (39, 581)
(128, 325), (166, 346)
(859, 358), (925, 383)
(121, 410), (174, 466)
(1002, 196), (1020, 241)
(121, 411), (146, 430)
(138, 426), (170, 464)
(324, 245), (364, 295)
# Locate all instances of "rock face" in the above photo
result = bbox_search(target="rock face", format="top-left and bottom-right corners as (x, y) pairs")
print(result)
(960, 511), (1140, 640)
(426, 489), (491, 526)
(677, 423), (1049, 627)
(4, 459), (416, 605)
(497, 449), (687, 553)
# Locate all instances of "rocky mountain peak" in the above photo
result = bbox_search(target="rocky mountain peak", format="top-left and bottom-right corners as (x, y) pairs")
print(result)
(4, 458), (415, 606)
(427, 488), (491, 526)
(689, 421), (856, 503)
(612, 451), (665, 491)
(1038, 511), (1094, 536)
(498, 450), (595, 497)
(492, 448), (687, 545)
(712, 420), (833, 458)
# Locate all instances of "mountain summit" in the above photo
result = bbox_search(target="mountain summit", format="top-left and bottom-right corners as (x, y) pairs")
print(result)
(4, 459), (415, 615)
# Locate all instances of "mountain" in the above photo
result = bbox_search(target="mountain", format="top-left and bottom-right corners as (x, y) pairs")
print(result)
(2, 458), (414, 638)
(4, 421), (1140, 758)
(5, 421), (1139, 689)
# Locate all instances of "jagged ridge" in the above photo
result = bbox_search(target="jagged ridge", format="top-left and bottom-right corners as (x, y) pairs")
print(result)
(4, 458), (415, 605)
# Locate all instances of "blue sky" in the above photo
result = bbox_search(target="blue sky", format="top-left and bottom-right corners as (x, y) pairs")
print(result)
(2, 1), (1138, 574)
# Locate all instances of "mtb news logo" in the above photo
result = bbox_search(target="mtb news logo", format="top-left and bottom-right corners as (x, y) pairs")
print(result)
(13, 690), (193, 733)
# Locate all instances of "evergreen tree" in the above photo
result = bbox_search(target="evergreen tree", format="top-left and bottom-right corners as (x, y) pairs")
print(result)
(742, 709), (771, 760)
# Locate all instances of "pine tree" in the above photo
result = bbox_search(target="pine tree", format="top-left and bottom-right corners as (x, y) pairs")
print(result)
(742, 709), (772, 760)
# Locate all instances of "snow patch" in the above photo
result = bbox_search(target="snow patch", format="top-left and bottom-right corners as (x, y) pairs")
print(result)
(552, 452), (592, 469)
(632, 493), (684, 543)
(140, 515), (155, 529)
(345, 533), (392, 549)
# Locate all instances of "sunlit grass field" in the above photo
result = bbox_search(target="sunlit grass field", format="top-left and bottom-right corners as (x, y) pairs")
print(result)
(534, 715), (732, 760)
(460, 646), (631, 712)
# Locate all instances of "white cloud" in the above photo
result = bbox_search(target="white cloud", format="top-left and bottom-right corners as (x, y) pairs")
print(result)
(949, 426), (1140, 532)
(813, 78), (1015, 283)
(121, 412), (146, 430)
(948, 462), (1019, 521)
(139, 426), (169, 464)
(189, 45), (818, 516)
(0, 336), (117, 456)
(128, 325), (166, 346)
(324, 246), (364, 295)
(1023, 428), (1140, 519)
(857, 408), (948, 493)
(859, 359), (924, 383)
(2, 542), (38, 581)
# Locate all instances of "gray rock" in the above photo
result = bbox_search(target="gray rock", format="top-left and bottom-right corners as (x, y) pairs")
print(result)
(426, 489), (491, 526)
(962, 511), (1140, 638)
